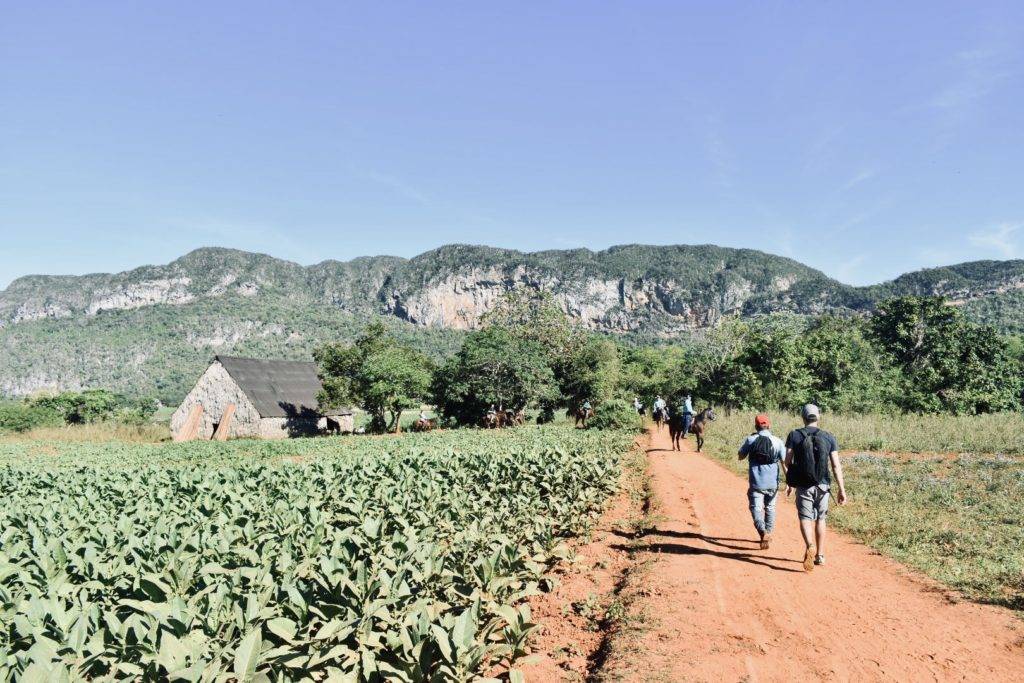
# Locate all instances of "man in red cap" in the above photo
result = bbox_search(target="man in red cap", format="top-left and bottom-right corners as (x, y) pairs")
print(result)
(738, 413), (786, 549)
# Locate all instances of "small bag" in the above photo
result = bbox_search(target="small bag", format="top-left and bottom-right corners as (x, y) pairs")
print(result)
(749, 434), (776, 466)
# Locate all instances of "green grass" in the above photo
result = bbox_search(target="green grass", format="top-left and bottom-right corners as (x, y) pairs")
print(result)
(705, 410), (1024, 456)
(702, 411), (1024, 611)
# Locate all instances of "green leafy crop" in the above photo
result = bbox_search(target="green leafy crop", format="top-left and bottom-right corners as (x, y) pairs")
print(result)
(0, 427), (632, 681)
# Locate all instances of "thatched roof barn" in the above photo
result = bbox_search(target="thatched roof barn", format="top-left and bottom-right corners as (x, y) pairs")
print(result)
(171, 356), (353, 441)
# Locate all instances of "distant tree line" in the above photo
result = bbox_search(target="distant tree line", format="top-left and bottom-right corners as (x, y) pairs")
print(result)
(316, 292), (1023, 432)
(0, 390), (158, 433)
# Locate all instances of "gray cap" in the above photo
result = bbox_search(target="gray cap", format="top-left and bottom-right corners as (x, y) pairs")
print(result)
(801, 403), (820, 420)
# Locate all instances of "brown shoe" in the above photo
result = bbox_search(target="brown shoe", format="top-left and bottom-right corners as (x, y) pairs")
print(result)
(803, 547), (816, 572)
(761, 533), (772, 550)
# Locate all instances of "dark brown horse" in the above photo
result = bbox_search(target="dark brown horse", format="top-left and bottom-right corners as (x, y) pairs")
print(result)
(652, 406), (667, 431)
(667, 409), (686, 451)
(482, 408), (524, 429)
(412, 418), (437, 432)
(688, 407), (716, 452)
(573, 406), (594, 428)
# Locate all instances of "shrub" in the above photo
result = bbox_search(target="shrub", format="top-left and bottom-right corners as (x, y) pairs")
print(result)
(0, 402), (63, 432)
(588, 399), (642, 431)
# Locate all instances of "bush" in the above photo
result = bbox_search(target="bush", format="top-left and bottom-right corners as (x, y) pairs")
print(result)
(0, 402), (63, 432)
(588, 399), (643, 431)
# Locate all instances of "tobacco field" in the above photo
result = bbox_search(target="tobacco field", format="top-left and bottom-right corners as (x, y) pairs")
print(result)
(0, 427), (633, 681)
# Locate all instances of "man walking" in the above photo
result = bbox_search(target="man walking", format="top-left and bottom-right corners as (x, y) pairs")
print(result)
(738, 414), (786, 549)
(785, 404), (848, 572)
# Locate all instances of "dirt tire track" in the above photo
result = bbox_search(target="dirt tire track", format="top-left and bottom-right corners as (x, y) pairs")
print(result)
(599, 427), (1024, 682)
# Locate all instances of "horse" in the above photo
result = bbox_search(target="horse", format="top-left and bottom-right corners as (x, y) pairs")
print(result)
(482, 412), (503, 429)
(412, 418), (437, 432)
(667, 409), (686, 451)
(507, 409), (526, 426)
(652, 407), (667, 431)
(573, 406), (594, 428)
(688, 407), (716, 452)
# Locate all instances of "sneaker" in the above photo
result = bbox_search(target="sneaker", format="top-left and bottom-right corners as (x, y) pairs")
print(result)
(760, 533), (772, 550)
(803, 547), (816, 572)
(814, 555), (825, 566)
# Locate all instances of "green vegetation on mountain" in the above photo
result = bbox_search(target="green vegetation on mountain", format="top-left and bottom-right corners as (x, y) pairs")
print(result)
(2, 244), (1024, 402)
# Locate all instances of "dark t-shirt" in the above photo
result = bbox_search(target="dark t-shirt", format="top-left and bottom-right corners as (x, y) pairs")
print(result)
(785, 427), (838, 487)
(785, 426), (838, 454)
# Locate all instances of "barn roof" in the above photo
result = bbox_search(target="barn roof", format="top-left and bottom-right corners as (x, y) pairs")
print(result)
(214, 355), (352, 418)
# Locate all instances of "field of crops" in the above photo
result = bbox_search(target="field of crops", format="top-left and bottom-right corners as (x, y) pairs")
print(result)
(0, 427), (634, 681)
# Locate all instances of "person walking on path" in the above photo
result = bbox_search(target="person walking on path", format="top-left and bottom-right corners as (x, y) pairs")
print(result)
(738, 414), (786, 549)
(784, 404), (848, 572)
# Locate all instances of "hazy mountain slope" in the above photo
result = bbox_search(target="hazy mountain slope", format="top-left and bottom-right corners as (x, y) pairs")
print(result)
(1, 244), (1021, 401)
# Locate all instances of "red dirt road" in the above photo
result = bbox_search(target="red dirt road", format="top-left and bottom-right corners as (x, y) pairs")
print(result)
(608, 427), (1024, 681)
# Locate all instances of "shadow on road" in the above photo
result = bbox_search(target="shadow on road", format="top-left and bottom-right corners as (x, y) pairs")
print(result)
(612, 541), (803, 573)
(612, 528), (760, 551)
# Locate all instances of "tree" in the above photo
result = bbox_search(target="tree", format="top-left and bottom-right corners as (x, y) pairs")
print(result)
(699, 317), (810, 410)
(432, 327), (558, 425)
(480, 289), (583, 364)
(868, 296), (1021, 413)
(559, 336), (622, 409)
(315, 322), (434, 432)
(31, 389), (123, 424)
(688, 318), (751, 392)
(619, 344), (695, 405)
(798, 316), (899, 413)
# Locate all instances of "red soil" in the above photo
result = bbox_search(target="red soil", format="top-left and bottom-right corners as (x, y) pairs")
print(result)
(598, 427), (1024, 681)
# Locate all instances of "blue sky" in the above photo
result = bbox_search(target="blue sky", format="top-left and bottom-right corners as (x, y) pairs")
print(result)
(2, 1), (1023, 288)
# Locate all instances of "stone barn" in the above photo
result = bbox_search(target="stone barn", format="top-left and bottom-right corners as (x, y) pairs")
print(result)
(171, 355), (354, 441)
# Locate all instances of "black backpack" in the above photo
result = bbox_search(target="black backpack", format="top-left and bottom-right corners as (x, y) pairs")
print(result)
(786, 427), (832, 487)
(749, 434), (776, 466)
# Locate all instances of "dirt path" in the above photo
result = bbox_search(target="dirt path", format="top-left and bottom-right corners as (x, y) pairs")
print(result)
(601, 427), (1024, 682)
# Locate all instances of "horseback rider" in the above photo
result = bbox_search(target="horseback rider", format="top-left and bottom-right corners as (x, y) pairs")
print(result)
(582, 399), (592, 413)
(634, 396), (643, 415)
(681, 393), (695, 438)
(653, 395), (666, 417)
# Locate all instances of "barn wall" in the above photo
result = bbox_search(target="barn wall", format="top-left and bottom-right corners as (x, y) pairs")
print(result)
(258, 417), (319, 439)
(170, 362), (262, 440)
(255, 415), (353, 439)
(325, 414), (355, 434)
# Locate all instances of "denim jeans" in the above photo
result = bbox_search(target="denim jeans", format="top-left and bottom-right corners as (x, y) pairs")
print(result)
(748, 487), (778, 534)
(681, 413), (693, 435)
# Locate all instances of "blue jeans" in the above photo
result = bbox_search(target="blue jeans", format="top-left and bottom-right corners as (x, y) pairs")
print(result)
(681, 413), (693, 435)
(748, 487), (778, 535)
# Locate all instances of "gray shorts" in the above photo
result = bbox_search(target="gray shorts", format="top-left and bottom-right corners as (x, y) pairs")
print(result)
(795, 485), (830, 521)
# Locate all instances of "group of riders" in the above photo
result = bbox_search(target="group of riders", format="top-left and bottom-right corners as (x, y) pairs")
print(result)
(482, 405), (528, 429)
(414, 401), (592, 432)
(639, 393), (716, 451)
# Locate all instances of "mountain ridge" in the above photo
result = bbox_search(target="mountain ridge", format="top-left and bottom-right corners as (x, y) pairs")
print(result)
(2, 244), (1023, 401)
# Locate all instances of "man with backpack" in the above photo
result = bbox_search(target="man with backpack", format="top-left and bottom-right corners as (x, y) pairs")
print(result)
(785, 404), (848, 572)
(737, 414), (786, 549)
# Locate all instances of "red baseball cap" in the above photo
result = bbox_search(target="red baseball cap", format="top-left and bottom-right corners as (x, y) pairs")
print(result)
(754, 414), (771, 429)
